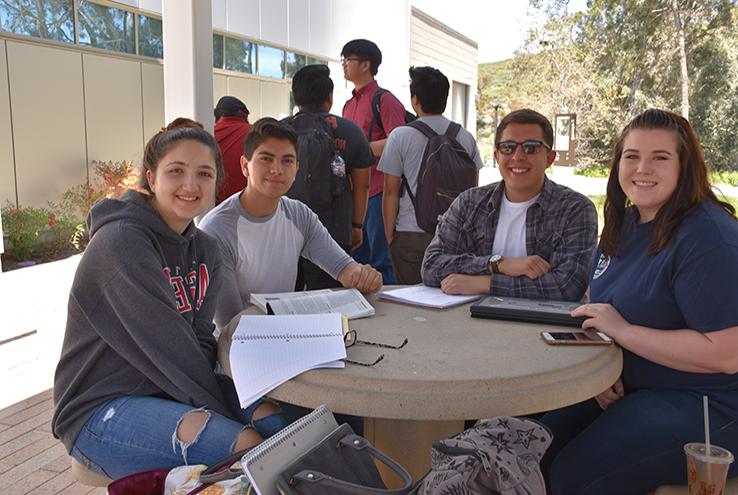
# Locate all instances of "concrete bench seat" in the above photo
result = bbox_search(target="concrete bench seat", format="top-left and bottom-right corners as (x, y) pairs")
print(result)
(71, 457), (112, 487)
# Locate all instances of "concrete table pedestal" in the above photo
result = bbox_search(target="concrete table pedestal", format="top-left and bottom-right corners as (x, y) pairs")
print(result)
(363, 418), (463, 486)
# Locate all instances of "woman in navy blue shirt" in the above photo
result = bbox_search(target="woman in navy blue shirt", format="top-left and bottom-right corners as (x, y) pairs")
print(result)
(541, 109), (738, 495)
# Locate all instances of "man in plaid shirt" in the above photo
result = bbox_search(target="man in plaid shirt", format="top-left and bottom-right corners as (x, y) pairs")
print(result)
(421, 109), (597, 301)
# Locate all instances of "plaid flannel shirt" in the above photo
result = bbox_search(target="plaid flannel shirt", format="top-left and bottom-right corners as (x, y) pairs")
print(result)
(421, 177), (598, 301)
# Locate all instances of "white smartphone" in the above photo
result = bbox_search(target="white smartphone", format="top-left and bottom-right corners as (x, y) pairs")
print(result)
(541, 330), (613, 345)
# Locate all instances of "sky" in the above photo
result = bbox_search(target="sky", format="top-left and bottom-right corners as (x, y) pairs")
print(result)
(410, 0), (589, 63)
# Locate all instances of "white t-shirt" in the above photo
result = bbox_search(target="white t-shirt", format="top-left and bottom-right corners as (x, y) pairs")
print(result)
(491, 193), (540, 258)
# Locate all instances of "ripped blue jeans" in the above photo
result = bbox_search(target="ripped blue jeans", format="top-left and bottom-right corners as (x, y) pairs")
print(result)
(71, 395), (287, 479)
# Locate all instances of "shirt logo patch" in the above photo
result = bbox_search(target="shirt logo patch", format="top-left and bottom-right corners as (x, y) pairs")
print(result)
(592, 253), (610, 280)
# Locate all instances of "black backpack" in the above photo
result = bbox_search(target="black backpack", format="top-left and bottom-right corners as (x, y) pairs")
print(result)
(402, 120), (478, 234)
(366, 88), (416, 140)
(282, 111), (341, 211)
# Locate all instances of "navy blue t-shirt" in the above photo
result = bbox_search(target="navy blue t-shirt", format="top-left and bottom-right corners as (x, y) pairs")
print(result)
(590, 202), (738, 420)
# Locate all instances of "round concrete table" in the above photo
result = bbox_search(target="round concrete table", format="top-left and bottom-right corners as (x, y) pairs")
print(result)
(218, 289), (622, 482)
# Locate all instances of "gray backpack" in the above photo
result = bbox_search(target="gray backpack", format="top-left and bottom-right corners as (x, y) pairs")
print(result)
(411, 416), (552, 495)
(402, 120), (478, 234)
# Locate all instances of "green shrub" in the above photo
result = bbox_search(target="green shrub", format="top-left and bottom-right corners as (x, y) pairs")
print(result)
(53, 160), (138, 223)
(710, 170), (738, 186)
(575, 165), (610, 178)
(1, 204), (69, 260)
(2, 161), (137, 264)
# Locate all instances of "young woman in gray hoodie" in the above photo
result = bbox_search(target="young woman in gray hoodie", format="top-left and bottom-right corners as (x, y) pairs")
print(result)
(52, 119), (286, 479)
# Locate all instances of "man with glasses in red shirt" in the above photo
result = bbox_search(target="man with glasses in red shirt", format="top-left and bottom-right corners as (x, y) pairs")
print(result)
(421, 109), (598, 301)
(341, 39), (406, 285)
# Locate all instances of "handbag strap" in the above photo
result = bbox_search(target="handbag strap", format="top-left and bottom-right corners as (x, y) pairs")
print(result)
(291, 471), (412, 495)
(198, 446), (252, 484)
(290, 434), (413, 494)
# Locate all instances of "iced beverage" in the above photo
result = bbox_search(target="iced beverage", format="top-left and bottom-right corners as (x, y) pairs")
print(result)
(684, 442), (734, 495)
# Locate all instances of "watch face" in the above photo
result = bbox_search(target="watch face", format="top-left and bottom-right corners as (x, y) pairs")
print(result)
(490, 254), (502, 263)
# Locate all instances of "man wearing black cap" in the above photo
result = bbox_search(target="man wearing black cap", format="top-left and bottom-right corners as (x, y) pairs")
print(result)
(214, 96), (251, 204)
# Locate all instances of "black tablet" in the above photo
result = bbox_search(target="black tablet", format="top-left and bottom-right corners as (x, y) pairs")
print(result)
(470, 296), (586, 327)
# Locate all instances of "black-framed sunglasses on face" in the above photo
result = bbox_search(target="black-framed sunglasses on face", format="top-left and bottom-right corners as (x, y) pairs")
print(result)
(496, 140), (552, 155)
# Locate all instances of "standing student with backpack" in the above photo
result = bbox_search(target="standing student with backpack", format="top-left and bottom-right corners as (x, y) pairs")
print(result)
(284, 64), (375, 290)
(341, 38), (408, 285)
(378, 66), (483, 284)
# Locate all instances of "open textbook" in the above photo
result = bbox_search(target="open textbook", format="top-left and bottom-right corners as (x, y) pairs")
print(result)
(229, 313), (347, 408)
(250, 288), (374, 319)
(378, 284), (482, 309)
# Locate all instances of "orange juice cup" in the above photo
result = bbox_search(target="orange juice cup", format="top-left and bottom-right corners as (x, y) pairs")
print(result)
(684, 442), (734, 495)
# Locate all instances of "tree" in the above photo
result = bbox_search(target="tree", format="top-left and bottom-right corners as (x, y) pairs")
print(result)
(0, 0), (74, 43)
(671, 0), (690, 118)
(478, 0), (738, 170)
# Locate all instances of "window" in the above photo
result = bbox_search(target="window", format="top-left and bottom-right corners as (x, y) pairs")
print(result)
(77, 0), (135, 54)
(225, 37), (254, 74)
(307, 57), (327, 66)
(285, 52), (306, 78)
(213, 33), (224, 69)
(451, 81), (469, 128)
(0, 0), (74, 43)
(258, 45), (284, 79)
(138, 14), (162, 58)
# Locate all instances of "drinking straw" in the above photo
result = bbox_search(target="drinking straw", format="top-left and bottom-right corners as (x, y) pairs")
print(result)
(704, 395), (711, 458)
(704, 395), (713, 483)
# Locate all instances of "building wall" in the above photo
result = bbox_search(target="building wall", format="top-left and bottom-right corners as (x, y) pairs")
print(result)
(6, 41), (88, 208)
(409, 8), (478, 134)
(0, 39), (15, 205)
(0, 0), (477, 208)
(0, 34), (300, 208)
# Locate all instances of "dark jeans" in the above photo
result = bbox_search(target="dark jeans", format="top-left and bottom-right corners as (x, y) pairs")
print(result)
(539, 389), (738, 495)
(389, 231), (434, 285)
(352, 193), (395, 285)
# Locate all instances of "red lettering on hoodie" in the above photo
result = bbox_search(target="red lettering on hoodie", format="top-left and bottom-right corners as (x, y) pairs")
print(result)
(163, 264), (209, 313)
(186, 271), (197, 301)
(196, 264), (210, 311)
(163, 266), (192, 313)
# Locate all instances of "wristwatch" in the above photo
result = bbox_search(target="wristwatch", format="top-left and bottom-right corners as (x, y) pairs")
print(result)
(488, 254), (503, 274)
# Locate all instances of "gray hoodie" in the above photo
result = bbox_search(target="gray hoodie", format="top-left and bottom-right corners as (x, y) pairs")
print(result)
(52, 190), (238, 452)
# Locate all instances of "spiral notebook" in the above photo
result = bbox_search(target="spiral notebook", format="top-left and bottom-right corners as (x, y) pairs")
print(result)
(229, 313), (348, 408)
(241, 405), (338, 495)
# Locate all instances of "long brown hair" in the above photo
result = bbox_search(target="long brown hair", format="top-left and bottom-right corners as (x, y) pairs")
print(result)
(600, 108), (735, 257)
